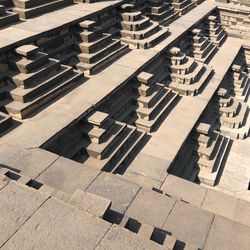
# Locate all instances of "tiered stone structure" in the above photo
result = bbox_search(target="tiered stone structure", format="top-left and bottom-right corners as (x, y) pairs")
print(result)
(133, 72), (178, 132)
(214, 88), (250, 139)
(207, 15), (227, 47)
(12, 0), (73, 19)
(76, 20), (128, 75)
(0, 0), (250, 249)
(171, 0), (195, 14)
(146, 0), (177, 25)
(194, 122), (230, 186)
(190, 28), (217, 63)
(120, 4), (169, 49)
(80, 111), (146, 173)
(229, 64), (250, 101)
(5, 45), (84, 119)
(167, 47), (213, 96)
(0, 4), (19, 28)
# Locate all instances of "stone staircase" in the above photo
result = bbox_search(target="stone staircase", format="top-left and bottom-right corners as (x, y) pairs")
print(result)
(146, 0), (177, 26)
(166, 47), (213, 96)
(133, 71), (179, 132)
(229, 64), (250, 102)
(120, 4), (169, 49)
(79, 111), (147, 174)
(76, 20), (128, 75)
(0, 111), (12, 133)
(214, 88), (250, 139)
(12, 0), (73, 19)
(189, 28), (217, 63)
(0, 4), (19, 28)
(207, 15), (227, 47)
(5, 45), (84, 119)
(171, 0), (196, 15)
(193, 122), (230, 186)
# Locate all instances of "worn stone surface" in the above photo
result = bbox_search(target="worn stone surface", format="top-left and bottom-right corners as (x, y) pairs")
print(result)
(86, 172), (140, 214)
(204, 215), (250, 250)
(96, 224), (165, 250)
(36, 157), (100, 194)
(0, 182), (48, 247)
(161, 174), (207, 207)
(125, 188), (176, 228)
(2, 198), (111, 250)
(163, 201), (214, 249)
(69, 189), (111, 218)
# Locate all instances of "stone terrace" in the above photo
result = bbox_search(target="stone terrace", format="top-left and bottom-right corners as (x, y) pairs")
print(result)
(0, 0), (250, 249)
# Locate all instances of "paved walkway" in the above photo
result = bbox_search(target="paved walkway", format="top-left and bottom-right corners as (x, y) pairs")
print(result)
(0, 0), (216, 150)
(127, 37), (243, 185)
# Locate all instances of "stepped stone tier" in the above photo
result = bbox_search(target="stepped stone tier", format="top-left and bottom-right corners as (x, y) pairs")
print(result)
(0, 4), (19, 28)
(189, 28), (217, 63)
(166, 47), (213, 96)
(120, 4), (169, 49)
(207, 15), (227, 46)
(12, 0), (73, 19)
(0, 0), (250, 249)
(76, 20), (129, 75)
(146, 0), (178, 25)
(5, 45), (84, 119)
(193, 122), (230, 186)
(133, 71), (178, 132)
(214, 87), (250, 139)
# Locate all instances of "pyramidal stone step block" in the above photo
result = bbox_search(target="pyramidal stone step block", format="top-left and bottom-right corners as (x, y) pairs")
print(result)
(214, 88), (250, 139)
(81, 110), (146, 174)
(5, 44), (84, 119)
(146, 0), (177, 26)
(76, 20), (129, 76)
(0, 4), (19, 28)
(133, 71), (179, 132)
(207, 15), (227, 47)
(190, 28), (217, 63)
(120, 4), (169, 49)
(12, 0), (74, 19)
(193, 122), (230, 186)
(167, 47), (213, 96)
(171, 0), (196, 15)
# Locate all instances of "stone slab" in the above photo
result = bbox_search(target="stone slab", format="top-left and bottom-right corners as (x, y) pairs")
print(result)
(204, 215), (250, 250)
(36, 157), (100, 194)
(96, 224), (165, 250)
(2, 198), (111, 250)
(3, 148), (59, 179)
(0, 182), (48, 247)
(161, 174), (207, 207)
(163, 201), (214, 249)
(233, 199), (250, 227)
(201, 189), (238, 219)
(69, 189), (111, 218)
(125, 188), (176, 228)
(86, 172), (140, 214)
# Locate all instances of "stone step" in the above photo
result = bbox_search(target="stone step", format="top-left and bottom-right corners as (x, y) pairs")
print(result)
(13, 0), (73, 19)
(0, 111), (12, 133)
(0, 10), (19, 28)
(135, 90), (178, 132)
(121, 25), (169, 49)
(77, 43), (128, 75)
(86, 121), (127, 160)
(121, 16), (151, 32)
(220, 101), (248, 129)
(78, 33), (112, 54)
(121, 21), (160, 40)
(6, 69), (83, 119)
(10, 65), (73, 103)
(11, 58), (61, 88)
(198, 135), (230, 186)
